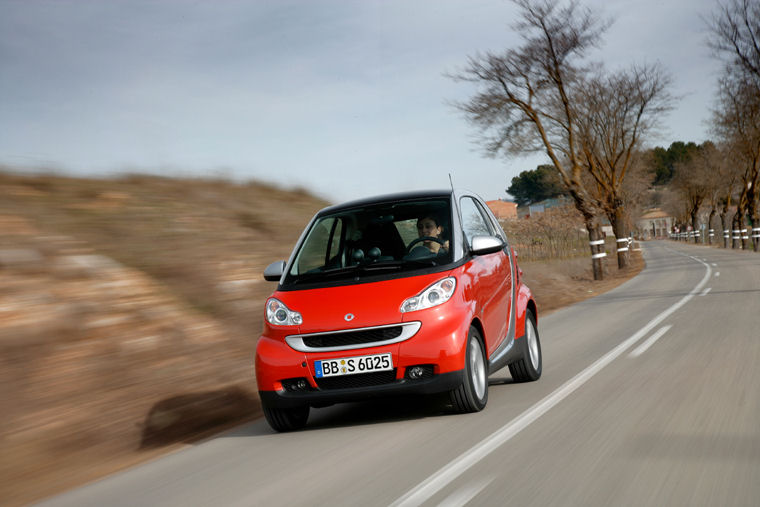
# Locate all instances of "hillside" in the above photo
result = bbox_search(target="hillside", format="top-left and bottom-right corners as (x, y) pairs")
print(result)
(0, 171), (329, 505)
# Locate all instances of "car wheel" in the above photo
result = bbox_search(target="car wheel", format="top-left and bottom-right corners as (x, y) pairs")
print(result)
(263, 404), (310, 432)
(508, 309), (542, 382)
(450, 326), (488, 413)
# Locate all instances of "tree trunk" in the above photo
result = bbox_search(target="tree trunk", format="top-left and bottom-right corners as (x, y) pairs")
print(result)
(748, 180), (758, 251)
(585, 219), (605, 281)
(721, 211), (730, 248)
(732, 211), (744, 249)
(750, 215), (759, 252)
(708, 208), (716, 245)
(748, 198), (759, 251)
(610, 206), (629, 269)
(570, 191), (604, 281)
(691, 210), (700, 244)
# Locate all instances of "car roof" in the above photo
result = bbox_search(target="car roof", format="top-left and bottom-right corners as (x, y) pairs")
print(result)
(316, 189), (455, 216)
(316, 189), (487, 216)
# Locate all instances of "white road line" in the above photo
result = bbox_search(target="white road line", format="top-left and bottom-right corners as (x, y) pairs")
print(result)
(712, 263), (717, 267)
(715, 272), (720, 277)
(629, 325), (673, 358)
(700, 287), (712, 296)
(390, 250), (712, 507)
(437, 476), (495, 507)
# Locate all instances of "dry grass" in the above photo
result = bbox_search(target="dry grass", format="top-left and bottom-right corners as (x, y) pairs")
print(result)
(0, 170), (643, 506)
(520, 250), (644, 316)
(501, 206), (588, 261)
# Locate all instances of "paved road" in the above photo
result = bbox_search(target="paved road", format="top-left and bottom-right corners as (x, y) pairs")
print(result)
(38, 241), (760, 506)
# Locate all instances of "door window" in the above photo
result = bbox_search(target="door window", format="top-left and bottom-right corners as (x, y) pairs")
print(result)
(459, 197), (493, 247)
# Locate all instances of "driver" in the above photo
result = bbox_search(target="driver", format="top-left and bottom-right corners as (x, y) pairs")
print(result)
(416, 214), (449, 254)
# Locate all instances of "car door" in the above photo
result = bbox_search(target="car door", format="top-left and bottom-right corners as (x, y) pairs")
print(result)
(459, 196), (511, 357)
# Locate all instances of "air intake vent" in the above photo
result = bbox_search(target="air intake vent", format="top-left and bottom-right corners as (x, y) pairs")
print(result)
(315, 369), (397, 390)
(303, 326), (403, 348)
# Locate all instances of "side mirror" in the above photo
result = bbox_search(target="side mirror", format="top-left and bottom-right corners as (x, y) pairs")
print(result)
(470, 235), (505, 255)
(263, 260), (286, 282)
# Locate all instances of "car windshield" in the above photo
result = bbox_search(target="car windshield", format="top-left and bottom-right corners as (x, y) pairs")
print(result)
(283, 198), (453, 285)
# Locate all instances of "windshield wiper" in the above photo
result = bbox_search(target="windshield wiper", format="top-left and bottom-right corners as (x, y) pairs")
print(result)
(401, 258), (440, 267)
(359, 261), (404, 271)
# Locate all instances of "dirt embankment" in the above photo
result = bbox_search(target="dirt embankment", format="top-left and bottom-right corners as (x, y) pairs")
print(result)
(0, 172), (642, 506)
(521, 252), (645, 316)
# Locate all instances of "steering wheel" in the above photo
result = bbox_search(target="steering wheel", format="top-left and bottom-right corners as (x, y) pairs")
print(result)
(406, 236), (446, 253)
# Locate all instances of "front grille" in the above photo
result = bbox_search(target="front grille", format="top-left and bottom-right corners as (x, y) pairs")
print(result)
(315, 369), (398, 390)
(302, 326), (403, 348)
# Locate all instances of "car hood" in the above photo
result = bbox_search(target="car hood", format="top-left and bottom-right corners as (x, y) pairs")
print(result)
(274, 271), (453, 334)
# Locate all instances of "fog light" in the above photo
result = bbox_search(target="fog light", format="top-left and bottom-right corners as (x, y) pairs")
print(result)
(408, 366), (425, 379)
(282, 377), (310, 392)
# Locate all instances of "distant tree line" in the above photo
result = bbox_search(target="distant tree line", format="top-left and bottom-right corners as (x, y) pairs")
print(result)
(506, 165), (567, 207)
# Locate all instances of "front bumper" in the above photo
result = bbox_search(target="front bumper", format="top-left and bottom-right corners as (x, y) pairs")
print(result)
(256, 303), (472, 408)
(259, 368), (464, 408)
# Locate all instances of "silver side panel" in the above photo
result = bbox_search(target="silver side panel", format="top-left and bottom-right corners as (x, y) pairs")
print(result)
(487, 245), (517, 372)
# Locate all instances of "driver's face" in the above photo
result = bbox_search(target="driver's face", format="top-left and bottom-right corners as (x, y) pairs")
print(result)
(417, 217), (442, 238)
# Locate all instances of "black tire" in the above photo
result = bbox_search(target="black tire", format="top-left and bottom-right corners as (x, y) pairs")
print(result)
(262, 404), (310, 432)
(449, 326), (488, 413)
(508, 309), (542, 382)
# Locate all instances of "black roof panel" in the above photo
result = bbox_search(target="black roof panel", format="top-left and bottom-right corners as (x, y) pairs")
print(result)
(317, 189), (453, 216)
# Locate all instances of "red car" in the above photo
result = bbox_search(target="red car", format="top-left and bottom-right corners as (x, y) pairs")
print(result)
(256, 190), (541, 431)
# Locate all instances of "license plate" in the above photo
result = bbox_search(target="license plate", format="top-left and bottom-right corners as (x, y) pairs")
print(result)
(314, 353), (393, 378)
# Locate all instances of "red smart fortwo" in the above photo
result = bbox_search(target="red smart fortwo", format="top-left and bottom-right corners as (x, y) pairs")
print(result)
(256, 190), (541, 431)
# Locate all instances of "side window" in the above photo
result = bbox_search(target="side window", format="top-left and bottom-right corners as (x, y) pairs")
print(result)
(459, 197), (492, 247)
(327, 219), (343, 261)
(294, 217), (342, 274)
(479, 202), (507, 243)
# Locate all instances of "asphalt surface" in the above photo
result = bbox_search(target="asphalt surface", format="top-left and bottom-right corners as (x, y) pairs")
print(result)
(38, 241), (760, 507)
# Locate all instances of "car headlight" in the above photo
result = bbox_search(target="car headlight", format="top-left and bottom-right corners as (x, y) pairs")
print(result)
(266, 298), (303, 326)
(400, 277), (456, 313)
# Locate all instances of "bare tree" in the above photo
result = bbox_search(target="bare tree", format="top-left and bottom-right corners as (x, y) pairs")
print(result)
(709, 0), (760, 250)
(708, 0), (760, 83)
(711, 71), (760, 250)
(452, 0), (612, 279)
(671, 143), (719, 243)
(702, 143), (739, 245)
(618, 150), (655, 236)
(575, 65), (673, 265)
(660, 182), (691, 236)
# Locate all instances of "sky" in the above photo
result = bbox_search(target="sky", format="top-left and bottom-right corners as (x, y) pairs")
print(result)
(0, 0), (723, 204)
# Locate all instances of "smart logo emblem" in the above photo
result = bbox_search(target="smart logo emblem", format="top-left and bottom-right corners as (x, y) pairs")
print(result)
(344, 313), (355, 322)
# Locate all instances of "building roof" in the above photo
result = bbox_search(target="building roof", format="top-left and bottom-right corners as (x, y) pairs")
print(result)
(638, 208), (672, 220)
